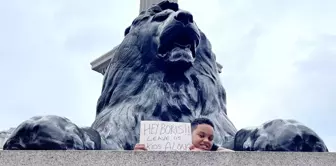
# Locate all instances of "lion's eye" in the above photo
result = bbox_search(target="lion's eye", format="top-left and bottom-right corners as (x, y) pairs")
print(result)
(152, 12), (170, 22)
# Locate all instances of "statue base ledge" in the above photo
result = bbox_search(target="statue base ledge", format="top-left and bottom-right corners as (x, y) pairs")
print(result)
(0, 151), (335, 166)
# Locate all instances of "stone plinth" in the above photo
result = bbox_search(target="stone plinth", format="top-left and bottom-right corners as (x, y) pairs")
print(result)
(0, 151), (335, 166)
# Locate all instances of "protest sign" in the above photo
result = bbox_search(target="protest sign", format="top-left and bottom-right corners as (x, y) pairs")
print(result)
(139, 121), (192, 151)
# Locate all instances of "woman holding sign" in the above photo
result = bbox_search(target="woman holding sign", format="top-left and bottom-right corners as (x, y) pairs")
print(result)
(134, 118), (234, 152)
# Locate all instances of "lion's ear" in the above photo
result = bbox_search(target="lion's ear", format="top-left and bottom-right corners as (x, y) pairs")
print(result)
(124, 26), (131, 36)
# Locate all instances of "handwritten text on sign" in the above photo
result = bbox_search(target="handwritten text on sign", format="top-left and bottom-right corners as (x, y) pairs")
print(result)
(140, 121), (192, 151)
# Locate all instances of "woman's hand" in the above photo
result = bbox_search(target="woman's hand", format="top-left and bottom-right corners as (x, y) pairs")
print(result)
(189, 144), (206, 151)
(134, 143), (148, 151)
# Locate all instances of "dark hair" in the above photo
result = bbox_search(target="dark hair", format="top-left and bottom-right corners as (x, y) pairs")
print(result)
(191, 118), (214, 131)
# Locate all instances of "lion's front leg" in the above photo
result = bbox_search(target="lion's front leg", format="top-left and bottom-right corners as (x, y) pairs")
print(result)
(3, 115), (101, 150)
(233, 119), (328, 152)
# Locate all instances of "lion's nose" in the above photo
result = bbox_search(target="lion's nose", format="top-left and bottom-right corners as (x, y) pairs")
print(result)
(174, 11), (193, 25)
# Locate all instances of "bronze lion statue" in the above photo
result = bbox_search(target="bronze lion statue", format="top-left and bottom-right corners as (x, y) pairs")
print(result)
(3, 1), (328, 152)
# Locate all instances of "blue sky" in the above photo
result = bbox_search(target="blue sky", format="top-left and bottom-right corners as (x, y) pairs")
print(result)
(0, 0), (335, 151)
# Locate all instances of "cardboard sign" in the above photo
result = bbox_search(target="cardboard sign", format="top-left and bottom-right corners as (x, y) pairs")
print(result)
(140, 121), (192, 151)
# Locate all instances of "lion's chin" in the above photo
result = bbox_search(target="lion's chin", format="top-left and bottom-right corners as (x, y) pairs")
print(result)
(159, 46), (194, 71)
(168, 46), (194, 63)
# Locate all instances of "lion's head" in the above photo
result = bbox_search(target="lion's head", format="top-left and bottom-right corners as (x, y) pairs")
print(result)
(96, 1), (222, 115)
(103, 1), (218, 76)
(123, 1), (201, 72)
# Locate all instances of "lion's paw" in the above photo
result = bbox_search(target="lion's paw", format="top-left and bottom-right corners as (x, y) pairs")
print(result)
(3, 115), (100, 150)
(233, 119), (328, 152)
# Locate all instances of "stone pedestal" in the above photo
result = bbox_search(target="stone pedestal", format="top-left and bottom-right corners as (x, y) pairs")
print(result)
(0, 151), (335, 166)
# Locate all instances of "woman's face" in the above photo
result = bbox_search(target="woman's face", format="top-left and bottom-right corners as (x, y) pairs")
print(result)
(191, 124), (214, 150)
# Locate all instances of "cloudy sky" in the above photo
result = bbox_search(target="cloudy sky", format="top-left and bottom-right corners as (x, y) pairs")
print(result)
(0, 0), (335, 151)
